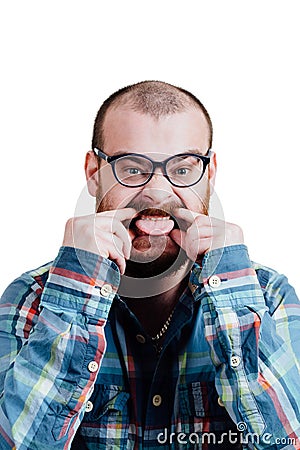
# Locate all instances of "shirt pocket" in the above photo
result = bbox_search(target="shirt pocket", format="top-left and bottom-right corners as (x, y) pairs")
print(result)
(78, 384), (130, 450)
(179, 381), (224, 418)
(178, 381), (235, 436)
(178, 382), (244, 449)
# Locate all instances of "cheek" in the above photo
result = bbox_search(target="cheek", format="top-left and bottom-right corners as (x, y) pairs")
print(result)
(176, 184), (210, 213)
(98, 181), (141, 210)
(98, 165), (116, 193)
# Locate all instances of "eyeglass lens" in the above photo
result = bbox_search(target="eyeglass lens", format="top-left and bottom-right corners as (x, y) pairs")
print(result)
(114, 155), (204, 186)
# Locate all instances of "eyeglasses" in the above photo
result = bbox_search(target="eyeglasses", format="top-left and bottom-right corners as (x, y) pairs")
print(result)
(93, 148), (212, 188)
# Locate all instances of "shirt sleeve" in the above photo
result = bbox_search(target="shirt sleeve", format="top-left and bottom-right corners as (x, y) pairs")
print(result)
(0, 246), (120, 450)
(198, 244), (300, 449)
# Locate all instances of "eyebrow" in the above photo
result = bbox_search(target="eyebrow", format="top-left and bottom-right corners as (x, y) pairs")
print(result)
(184, 148), (205, 155)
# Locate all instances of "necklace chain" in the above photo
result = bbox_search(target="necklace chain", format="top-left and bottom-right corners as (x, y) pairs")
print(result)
(151, 308), (175, 341)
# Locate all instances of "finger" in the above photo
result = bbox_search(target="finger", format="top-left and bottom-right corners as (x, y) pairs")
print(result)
(176, 210), (223, 239)
(94, 231), (121, 256)
(128, 229), (135, 242)
(192, 216), (226, 250)
(99, 236), (126, 274)
(97, 208), (137, 222)
(175, 209), (221, 227)
(173, 208), (203, 224)
(170, 227), (211, 251)
(94, 217), (132, 259)
(170, 229), (198, 260)
(173, 209), (210, 233)
(109, 246), (126, 275)
(170, 228), (213, 260)
(170, 229), (186, 250)
(187, 221), (218, 255)
(195, 237), (214, 256)
(188, 223), (213, 239)
(107, 220), (132, 260)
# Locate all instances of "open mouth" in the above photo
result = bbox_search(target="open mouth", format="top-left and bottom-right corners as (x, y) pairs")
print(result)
(130, 208), (178, 236)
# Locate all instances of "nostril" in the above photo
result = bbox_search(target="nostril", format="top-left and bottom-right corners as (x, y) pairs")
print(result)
(143, 192), (174, 204)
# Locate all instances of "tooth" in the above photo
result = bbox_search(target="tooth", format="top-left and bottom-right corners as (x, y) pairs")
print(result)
(139, 215), (170, 221)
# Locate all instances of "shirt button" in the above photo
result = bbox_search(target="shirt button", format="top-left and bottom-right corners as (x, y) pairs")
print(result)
(231, 355), (241, 368)
(85, 401), (93, 413)
(100, 284), (113, 297)
(218, 397), (225, 407)
(136, 334), (146, 344)
(88, 361), (99, 373)
(208, 275), (221, 288)
(152, 394), (162, 407)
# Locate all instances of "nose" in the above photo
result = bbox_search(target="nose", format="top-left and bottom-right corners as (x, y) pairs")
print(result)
(141, 169), (175, 204)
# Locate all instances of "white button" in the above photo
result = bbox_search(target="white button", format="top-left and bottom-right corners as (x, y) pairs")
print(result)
(218, 397), (225, 407)
(88, 361), (99, 373)
(100, 284), (113, 297)
(152, 394), (162, 407)
(208, 275), (221, 288)
(136, 334), (146, 344)
(85, 401), (93, 413)
(231, 355), (241, 368)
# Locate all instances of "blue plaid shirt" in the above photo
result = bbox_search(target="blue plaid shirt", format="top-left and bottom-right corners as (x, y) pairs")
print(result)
(0, 245), (300, 449)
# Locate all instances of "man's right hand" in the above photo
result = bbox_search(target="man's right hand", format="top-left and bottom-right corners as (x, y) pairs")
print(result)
(62, 208), (136, 274)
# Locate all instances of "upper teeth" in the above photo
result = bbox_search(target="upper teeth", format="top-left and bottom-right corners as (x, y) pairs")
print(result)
(140, 216), (170, 221)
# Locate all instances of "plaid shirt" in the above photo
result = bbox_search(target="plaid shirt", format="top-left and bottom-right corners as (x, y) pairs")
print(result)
(0, 245), (300, 449)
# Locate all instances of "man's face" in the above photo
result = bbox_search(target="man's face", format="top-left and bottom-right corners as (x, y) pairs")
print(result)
(90, 106), (216, 277)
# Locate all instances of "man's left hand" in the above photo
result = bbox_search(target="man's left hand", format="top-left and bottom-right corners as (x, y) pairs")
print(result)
(170, 208), (244, 261)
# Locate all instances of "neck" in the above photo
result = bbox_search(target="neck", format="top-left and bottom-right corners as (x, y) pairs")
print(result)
(120, 262), (190, 338)
(119, 259), (191, 298)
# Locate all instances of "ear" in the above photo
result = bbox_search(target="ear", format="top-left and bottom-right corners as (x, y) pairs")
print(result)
(85, 150), (99, 197)
(208, 151), (217, 194)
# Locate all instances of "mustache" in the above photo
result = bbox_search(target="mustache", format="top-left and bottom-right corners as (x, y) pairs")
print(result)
(125, 199), (186, 218)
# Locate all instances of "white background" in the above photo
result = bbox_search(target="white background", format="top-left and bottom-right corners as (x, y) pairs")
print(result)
(0, 1), (299, 294)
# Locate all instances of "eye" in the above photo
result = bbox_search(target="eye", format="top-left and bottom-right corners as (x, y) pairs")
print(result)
(125, 167), (142, 175)
(116, 156), (151, 177)
(170, 166), (191, 177)
(175, 167), (190, 175)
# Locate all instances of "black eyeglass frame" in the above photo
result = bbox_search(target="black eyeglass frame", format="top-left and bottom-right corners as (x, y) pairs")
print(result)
(93, 147), (212, 188)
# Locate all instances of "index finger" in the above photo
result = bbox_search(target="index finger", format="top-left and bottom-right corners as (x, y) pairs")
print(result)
(97, 208), (137, 222)
(173, 208), (204, 224)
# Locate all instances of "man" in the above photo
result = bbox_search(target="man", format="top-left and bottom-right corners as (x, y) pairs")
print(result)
(0, 81), (299, 450)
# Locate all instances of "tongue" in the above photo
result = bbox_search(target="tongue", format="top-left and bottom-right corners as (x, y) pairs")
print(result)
(135, 218), (174, 235)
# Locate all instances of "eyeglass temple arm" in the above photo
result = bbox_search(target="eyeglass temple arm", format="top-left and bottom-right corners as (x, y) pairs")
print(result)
(205, 149), (212, 159)
(93, 148), (109, 162)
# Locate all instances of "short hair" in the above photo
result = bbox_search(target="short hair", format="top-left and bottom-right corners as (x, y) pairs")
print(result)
(92, 80), (213, 150)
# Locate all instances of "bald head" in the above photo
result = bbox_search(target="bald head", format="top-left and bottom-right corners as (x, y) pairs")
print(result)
(92, 81), (213, 151)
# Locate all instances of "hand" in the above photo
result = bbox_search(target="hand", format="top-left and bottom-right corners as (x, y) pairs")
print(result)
(170, 208), (244, 261)
(62, 208), (136, 274)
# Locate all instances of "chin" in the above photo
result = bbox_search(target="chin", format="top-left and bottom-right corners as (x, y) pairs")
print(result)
(130, 234), (177, 261)
(125, 238), (188, 278)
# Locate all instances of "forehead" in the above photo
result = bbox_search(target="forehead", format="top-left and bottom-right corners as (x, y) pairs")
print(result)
(102, 107), (210, 157)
